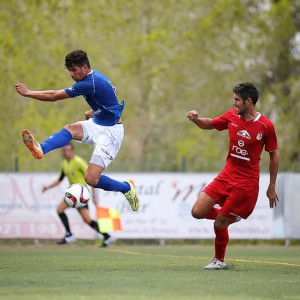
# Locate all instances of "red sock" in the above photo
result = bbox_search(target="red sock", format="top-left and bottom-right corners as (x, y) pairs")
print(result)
(214, 227), (229, 262)
(204, 207), (220, 220)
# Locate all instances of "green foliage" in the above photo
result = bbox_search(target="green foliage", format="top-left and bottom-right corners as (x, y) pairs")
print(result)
(1, 0), (299, 172)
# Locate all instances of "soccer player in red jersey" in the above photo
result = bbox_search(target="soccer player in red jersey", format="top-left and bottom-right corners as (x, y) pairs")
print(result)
(187, 82), (279, 269)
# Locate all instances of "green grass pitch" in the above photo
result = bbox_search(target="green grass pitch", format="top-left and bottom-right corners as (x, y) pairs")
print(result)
(0, 245), (299, 300)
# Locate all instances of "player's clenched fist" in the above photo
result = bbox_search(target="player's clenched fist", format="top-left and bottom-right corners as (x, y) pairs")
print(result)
(187, 110), (198, 122)
(15, 82), (29, 97)
(84, 109), (94, 120)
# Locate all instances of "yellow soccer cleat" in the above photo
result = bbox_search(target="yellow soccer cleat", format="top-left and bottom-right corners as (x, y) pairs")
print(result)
(124, 180), (139, 211)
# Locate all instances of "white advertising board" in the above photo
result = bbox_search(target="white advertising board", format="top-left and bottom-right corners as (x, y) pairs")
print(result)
(0, 172), (278, 240)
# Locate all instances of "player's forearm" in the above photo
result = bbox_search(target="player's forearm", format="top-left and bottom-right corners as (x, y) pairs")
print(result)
(45, 179), (61, 190)
(269, 151), (279, 186)
(187, 111), (213, 129)
(43, 179), (60, 192)
(25, 90), (62, 102)
(193, 118), (214, 130)
(15, 83), (68, 101)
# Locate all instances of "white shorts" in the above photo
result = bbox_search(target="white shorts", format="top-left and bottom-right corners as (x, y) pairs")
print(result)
(78, 119), (124, 169)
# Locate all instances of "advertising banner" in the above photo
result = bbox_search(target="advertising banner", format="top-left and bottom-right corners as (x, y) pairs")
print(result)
(0, 172), (281, 240)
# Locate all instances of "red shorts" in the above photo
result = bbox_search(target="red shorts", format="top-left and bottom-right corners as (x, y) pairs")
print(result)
(203, 178), (259, 219)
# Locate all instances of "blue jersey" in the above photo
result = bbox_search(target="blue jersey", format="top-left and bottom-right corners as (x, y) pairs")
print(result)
(64, 70), (124, 126)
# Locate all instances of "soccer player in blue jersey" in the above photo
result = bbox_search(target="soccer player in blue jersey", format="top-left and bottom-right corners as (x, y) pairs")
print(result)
(15, 49), (139, 211)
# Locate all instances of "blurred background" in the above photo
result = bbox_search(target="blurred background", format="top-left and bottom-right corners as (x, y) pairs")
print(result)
(1, 0), (299, 173)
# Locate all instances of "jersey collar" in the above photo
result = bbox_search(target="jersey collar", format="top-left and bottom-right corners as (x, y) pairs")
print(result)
(254, 112), (261, 122)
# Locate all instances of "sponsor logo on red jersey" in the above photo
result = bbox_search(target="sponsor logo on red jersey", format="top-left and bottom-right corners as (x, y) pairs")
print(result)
(237, 130), (251, 139)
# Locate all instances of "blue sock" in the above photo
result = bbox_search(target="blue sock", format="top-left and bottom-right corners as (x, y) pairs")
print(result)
(41, 128), (72, 155)
(95, 175), (130, 193)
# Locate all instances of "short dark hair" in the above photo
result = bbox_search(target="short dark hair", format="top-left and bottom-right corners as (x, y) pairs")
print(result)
(65, 50), (90, 69)
(233, 82), (259, 105)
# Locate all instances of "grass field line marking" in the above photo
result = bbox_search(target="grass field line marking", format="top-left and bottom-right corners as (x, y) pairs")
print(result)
(228, 258), (300, 267)
(110, 249), (188, 259)
(109, 249), (300, 267)
(108, 249), (142, 255)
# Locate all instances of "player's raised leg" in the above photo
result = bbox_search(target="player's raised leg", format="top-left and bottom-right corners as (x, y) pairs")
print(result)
(191, 192), (216, 219)
(22, 123), (83, 159)
(85, 164), (139, 211)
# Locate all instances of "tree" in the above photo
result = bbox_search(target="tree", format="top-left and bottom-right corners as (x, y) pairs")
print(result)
(1, 0), (299, 172)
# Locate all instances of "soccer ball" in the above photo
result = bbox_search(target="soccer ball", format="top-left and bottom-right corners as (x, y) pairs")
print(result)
(64, 183), (90, 208)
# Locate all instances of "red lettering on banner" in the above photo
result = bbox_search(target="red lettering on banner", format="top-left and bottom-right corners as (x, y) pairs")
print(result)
(29, 176), (41, 208)
(171, 182), (206, 201)
(0, 222), (62, 238)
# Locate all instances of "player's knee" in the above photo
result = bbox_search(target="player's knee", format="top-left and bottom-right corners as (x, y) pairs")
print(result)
(84, 173), (98, 187)
(214, 219), (229, 229)
(57, 208), (64, 214)
(191, 206), (203, 219)
(63, 123), (79, 138)
(63, 124), (73, 132)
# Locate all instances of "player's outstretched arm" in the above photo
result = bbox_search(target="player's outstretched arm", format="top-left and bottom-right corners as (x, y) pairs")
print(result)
(266, 150), (279, 208)
(42, 179), (62, 193)
(15, 82), (69, 102)
(186, 110), (214, 130)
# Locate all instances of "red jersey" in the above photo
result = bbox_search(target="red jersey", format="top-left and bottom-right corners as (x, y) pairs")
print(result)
(211, 108), (278, 183)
